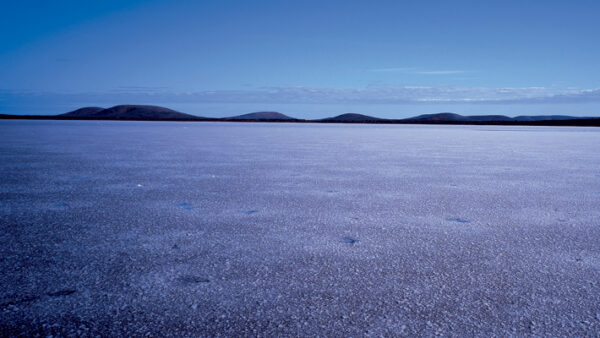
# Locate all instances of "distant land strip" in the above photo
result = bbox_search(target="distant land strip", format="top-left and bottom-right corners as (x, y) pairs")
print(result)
(1, 105), (599, 126)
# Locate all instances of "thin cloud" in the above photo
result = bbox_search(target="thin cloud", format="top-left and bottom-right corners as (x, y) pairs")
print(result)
(2, 86), (599, 106)
(369, 67), (466, 75)
(111, 86), (171, 92)
(414, 70), (465, 75)
(370, 67), (415, 73)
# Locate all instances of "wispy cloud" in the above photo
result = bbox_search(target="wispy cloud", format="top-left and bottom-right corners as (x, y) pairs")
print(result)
(369, 67), (466, 75)
(370, 67), (415, 73)
(2, 86), (600, 106)
(110, 86), (171, 92)
(414, 70), (465, 75)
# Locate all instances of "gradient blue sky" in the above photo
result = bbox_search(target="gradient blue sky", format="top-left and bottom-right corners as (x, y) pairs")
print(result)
(1, 0), (599, 118)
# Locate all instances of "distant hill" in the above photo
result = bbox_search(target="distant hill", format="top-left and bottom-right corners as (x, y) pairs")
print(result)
(465, 115), (513, 122)
(61, 105), (205, 120)
(404, 113), (583, 123)
(513, 115), (584, 121)
(62, 107), (104, 116)
(226, 112), (296, 120)
(405, 113), (467, 122)
(321, 113), (383, 122)
(2, 106), (599, 126)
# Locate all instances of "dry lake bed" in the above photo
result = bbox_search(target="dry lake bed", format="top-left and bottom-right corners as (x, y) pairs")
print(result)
(1, 120), (599, 336)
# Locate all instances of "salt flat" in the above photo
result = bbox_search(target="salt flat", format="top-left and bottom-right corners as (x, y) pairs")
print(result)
(1, 120), (599, 336)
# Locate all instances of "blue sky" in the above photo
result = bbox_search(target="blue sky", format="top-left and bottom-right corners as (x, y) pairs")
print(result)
(1, 0), (599, 118)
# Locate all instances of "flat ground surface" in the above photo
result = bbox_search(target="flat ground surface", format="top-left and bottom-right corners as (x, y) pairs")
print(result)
(1, 120), (599, 336)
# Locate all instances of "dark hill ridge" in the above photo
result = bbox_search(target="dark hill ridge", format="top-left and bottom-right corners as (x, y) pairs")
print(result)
(321, 113), (383, 122)
(405, 113), (585, 122)
(2, 106), (599, 126)
(226, 112), (296, 120)
(406, 112), (466, 122)
(61, 105), (205, 120)
(513, 115), (585, 121)
(466, 115), (513, 122)
(62, 107), (104, 116)
(407, 113), (511, 122)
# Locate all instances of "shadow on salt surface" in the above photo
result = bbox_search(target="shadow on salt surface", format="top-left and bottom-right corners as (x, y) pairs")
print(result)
(177, 202), (193, 210)
(0, 295), (41, 309)
(342, 237), (359, 244)
(49, 202), (70, 210)
(177, 275), (210, 285)
(47, 289), (77, 297)
(0, 289), (77, 309)
(446, 217), (470, 223)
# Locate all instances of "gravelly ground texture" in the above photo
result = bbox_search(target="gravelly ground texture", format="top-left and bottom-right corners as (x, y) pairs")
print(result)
(1, 120), (599, 336)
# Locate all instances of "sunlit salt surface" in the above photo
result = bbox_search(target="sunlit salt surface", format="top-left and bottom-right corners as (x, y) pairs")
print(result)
(1, 120), (599, 336)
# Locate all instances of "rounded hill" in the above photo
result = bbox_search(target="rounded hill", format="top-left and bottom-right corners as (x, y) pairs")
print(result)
(61, 105), (204, 120)
(227, 112), (296, 120)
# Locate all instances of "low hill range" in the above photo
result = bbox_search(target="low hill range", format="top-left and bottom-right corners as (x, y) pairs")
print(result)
(404, 112), (589, 122)
(61, 105), (205, 121)
(406, 112), (514, 122)
(320, 113), (383, 122)
(1, 104), (599, 126)
(223, 111), (297, 121)
(60, 107), (297, 121)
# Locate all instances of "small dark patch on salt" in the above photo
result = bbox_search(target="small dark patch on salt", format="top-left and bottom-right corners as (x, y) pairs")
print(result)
(47, 289), (76, 297)
(326, 190), (336, 193)
(0, 295), (40, 308)
(177, 202), (192, 209)
(172, 244), (180, 250)
(178, 275), (210, 285)
(342, 237), (358, 244)
(447, 217), (470, 223)
(244, 210), (258, 215)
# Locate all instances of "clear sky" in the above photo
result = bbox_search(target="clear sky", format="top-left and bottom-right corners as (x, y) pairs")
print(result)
(1, 0), (599, 118)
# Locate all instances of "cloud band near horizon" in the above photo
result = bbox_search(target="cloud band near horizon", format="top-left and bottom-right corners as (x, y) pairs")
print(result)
(2, 86), (600, 107)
